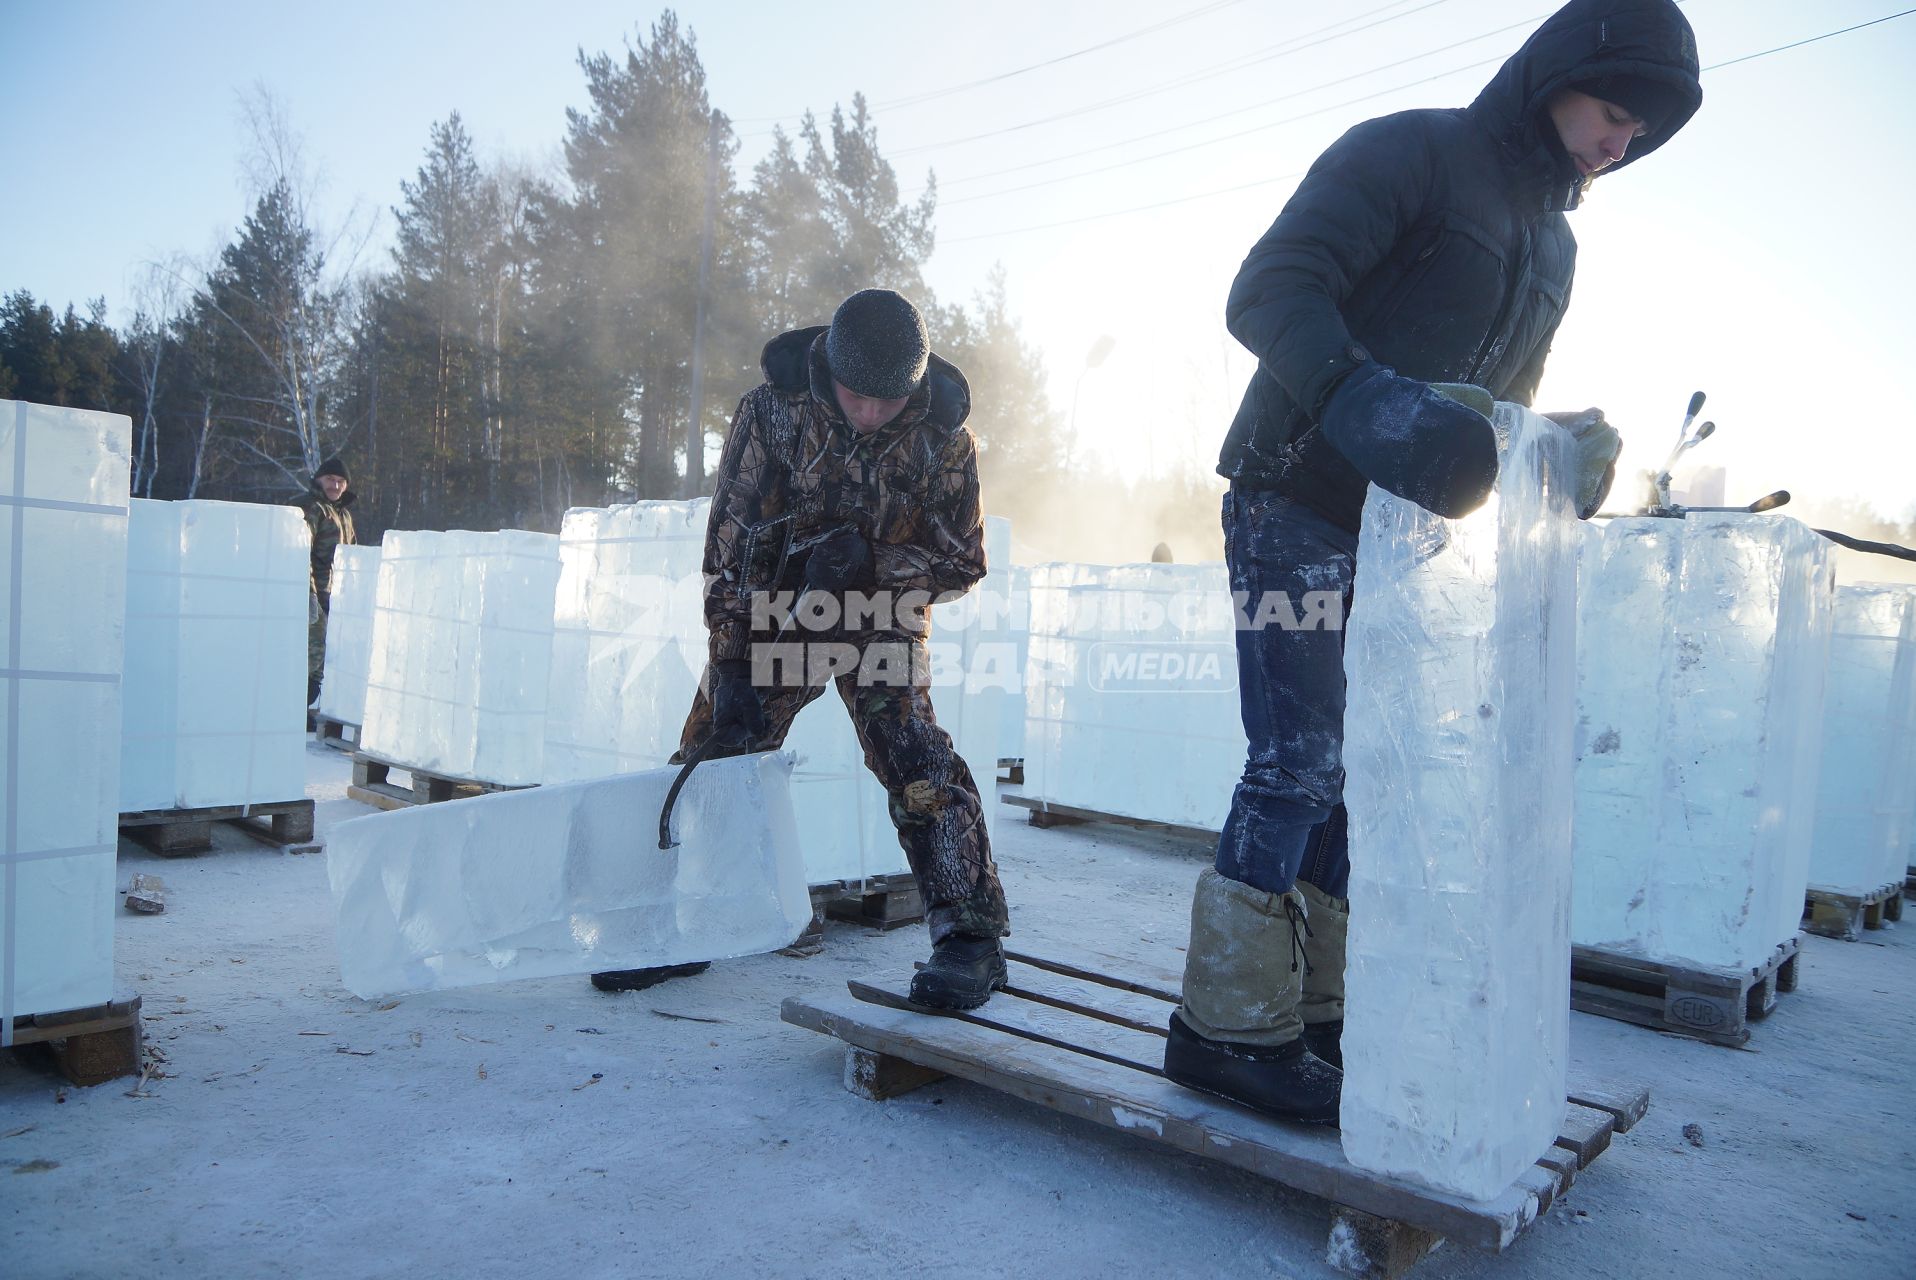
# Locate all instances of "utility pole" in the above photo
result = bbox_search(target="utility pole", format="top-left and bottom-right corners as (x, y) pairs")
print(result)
(684, 112), (720, 498)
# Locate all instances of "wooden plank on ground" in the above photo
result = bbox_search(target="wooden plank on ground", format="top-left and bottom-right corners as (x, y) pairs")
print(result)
(1005, 942), (1184, 1004)
(1565, 1081), (1650, 1133)
(782, 990), (1542, 1251)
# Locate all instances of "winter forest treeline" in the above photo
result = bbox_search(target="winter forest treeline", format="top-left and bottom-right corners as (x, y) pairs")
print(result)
(0, 12), (1097, 546)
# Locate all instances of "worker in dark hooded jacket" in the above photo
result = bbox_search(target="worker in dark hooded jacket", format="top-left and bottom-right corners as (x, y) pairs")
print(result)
(298, 457), (358, 707)
(590, 289), (1010, 1010)
(1169, 0), (1703, 1124)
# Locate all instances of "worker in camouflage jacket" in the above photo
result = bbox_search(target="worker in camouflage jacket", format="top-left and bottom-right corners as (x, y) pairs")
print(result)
(590, 289), (1010, 1010)
(298, 457), (358, 707)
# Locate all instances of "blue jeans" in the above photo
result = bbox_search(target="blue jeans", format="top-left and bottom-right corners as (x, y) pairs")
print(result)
(1214, 489), (1356, 899)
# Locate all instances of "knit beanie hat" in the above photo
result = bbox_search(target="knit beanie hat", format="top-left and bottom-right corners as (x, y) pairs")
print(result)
(825, 290), (929, 399)
(1574, 74), (1685, 135)
(315, 456), (350, 483)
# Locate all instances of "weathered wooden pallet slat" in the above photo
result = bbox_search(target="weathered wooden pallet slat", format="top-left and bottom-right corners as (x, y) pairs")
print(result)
(1804, 881), (1905, 941)
(119, 798), (316, 854)
(1570, 936), (1800, 1049)
(1000, 793), (1217, 843)
(782, 952), (1651, 1271)
(312, 715), (360, 753)
(4, 990), (144, 1086)
(345, 752), (530, 811)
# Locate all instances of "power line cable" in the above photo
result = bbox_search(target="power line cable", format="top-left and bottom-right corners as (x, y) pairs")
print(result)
(941, 7), (1916, 244)
(890, 0), (1451, 158)
(939, 12), (1547, 208)
(730, 0), (1250, 128)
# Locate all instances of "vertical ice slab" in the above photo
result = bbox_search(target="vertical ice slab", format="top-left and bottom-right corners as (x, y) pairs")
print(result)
(541, 501), (708, 782)
(1, 400), (129, 1030)
(325, 752), (812, 998)
(1808, 584), (1916, 898)
(1340, 403), (1581, 1202)
(317, 544), (383, 727)
(1574, 515), (1835, 970)
(1021, 561), (1242, 829)
(361, 528), (561, 786)
(119, 498), (309, 809)
(997, 564), (1031, 766)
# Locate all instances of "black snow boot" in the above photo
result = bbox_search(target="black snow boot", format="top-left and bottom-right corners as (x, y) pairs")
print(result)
(590, 961), (711, 993)
(908, 934), (1007, 1011)
(1163, 1011), (1342, 1126)
(1301, 1019), (1344, 1071)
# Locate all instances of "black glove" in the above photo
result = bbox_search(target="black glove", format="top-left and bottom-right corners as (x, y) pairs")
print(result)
(804, 526), (875, 593)
(708, 659), (768, 748)
(1317, 362), (1501, 520)
(1544, 408), (1622, 520)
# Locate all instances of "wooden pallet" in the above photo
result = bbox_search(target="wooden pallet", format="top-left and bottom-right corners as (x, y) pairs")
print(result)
(313, 714), (361, 753)
(996, 757), (1025, 785)
(782, 942), (1648, 1278)
(1570, 936), (1799, 1048)
(782, 873), (928, 956)
(119, 797), (317, 855)
(1803, 881), (1905, 941)
(1001, 793), (1217, 844)
(346, 752), (532, 810)
(5, 990), (144, 1086)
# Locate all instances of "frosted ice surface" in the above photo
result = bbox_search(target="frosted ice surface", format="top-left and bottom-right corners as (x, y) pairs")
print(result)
(1021, 561), (1241, 829)
(1808, 584), (1916, 897)
(317, 545), (383, 726)
(361, 529), (561, 786)
(120, 498), (309, 809)
(1, 400), (129, 1023)
(1340, 402), (1580, 1202)
(541, 502), (1014, 887)
(325, 752), (812, 998)
(1574, 515), (1834, 970)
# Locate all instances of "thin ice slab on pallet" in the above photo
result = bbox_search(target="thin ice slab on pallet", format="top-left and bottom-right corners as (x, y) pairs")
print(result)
(326, 751), (812, 998)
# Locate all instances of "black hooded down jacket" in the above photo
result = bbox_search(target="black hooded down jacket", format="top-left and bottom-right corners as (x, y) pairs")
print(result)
(1215, 0), (1702, 531)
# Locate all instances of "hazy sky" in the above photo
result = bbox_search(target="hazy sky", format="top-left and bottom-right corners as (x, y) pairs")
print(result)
(3, 0), (1912, 524)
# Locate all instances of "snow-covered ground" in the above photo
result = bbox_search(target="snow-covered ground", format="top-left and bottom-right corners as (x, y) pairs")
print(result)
(4, 742), (1911, 1279)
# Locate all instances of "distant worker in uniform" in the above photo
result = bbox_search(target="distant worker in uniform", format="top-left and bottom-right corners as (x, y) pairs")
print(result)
(591, 289), (1010, 1010)
(1172, 0), (1703, 1124)
(299, 456), (358, 709)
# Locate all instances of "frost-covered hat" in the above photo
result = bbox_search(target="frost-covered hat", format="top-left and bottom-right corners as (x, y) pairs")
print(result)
(825, 289), (929, 399)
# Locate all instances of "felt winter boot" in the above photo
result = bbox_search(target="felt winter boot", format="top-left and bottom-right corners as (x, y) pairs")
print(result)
(1164, 868), (1342, 1125)
(1296, 878), (1349, 1070)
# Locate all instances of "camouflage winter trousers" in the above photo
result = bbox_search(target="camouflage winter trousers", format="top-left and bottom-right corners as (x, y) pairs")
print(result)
(674, 635), (1008, 943)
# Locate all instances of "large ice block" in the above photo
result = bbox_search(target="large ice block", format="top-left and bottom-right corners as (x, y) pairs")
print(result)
(1021, 561), (1241, 829)
(541, 502), (1015, 886)
(1, 400), (129, 1031)
(325, 751), (812, 998)
(541, 501), (709, 781)
(1340, 402), (1581, 1202)
(1574, 515), (1835, 971)
(997, 564), (1031, 765)
(119, 498), (309, 810)
(1808, 584), (1916, 898)
(317, 544), (383, 726)
(361, 528), (561, 787)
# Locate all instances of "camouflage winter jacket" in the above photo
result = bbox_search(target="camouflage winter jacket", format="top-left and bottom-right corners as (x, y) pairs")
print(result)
(297, 482), (357, 606)
(703, 326), (986, 664)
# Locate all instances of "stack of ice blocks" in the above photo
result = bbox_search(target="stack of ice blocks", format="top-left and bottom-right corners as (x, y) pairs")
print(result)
(1807, 584), (1916, 899)
(1341, 402), (1581, 1201)
(1, 400), (129, 1031)
(1574, 515), (1835, 971)
(317, 544), (383, 727)
(1021, 561), (1241, 830)
(541, 500), (1015, 885)
(361, 529), (561, 787)
(326, 752), (813, 998)
(119, 498), (309, 811)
